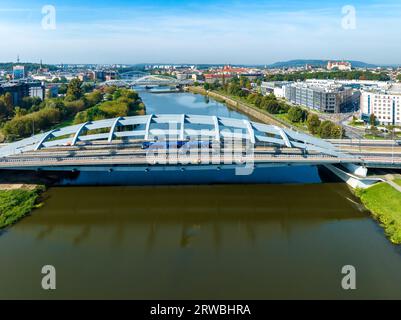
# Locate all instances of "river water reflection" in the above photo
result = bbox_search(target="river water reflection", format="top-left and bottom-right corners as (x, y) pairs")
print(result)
(138, 89), (250, 119)
(0, 184), (401, 299)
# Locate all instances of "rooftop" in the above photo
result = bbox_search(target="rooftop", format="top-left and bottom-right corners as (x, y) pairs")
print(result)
(362, 83), (401, 95)
(287, 81), (351, 93)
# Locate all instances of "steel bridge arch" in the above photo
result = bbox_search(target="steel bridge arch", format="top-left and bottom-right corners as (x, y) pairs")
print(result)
(0, 114), (354, 160)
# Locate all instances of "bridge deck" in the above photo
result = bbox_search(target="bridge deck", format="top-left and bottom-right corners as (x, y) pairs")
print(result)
(8, 114), (401, 171)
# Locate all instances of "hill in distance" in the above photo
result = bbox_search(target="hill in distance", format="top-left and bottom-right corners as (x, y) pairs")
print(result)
(267, 59), (378, 69)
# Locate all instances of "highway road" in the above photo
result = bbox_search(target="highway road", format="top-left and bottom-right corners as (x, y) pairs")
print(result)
(1, 140), (401, 169)
(0, 145), (356, 169)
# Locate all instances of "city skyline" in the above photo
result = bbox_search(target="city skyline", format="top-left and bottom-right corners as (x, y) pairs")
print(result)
(1, 0), (401, 65)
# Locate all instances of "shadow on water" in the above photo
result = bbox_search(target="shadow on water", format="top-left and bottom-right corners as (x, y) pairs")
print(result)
(19, 184), (366, 231)
(1, 178), (401, 300)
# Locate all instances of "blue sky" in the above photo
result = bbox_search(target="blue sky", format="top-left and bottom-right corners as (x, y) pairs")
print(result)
(1, 0), (401, 64)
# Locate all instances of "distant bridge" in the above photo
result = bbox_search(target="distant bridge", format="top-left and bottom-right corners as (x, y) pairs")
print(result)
(119, 70), (149, 80)
(103, 75), (194, 87)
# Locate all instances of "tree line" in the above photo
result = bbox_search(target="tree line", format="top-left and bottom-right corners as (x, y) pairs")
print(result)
(74, 86), (145, 123)
(264, 70), (390, 82)
(0, 79), (145, 142)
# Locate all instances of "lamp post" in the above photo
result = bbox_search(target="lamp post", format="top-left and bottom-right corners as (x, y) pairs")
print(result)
(392, 126), (395, 165)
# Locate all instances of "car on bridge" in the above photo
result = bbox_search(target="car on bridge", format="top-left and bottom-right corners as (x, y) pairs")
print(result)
(142, 141), (186, 150)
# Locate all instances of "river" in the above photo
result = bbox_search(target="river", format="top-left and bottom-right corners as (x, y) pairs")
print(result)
(0, 90), (400, 299)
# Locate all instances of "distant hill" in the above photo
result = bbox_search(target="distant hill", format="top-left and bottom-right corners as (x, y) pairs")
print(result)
(267, 59), (378, 69)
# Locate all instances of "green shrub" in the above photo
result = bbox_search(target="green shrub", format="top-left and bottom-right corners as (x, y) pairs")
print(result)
(0, 187), (44, 229)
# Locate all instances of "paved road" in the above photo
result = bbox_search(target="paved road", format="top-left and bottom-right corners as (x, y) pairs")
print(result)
(1, 140), (401, 169)
(0, 148), (356, 168)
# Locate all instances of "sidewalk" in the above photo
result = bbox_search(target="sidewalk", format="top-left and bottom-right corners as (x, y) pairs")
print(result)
(386, 178), (401, 193)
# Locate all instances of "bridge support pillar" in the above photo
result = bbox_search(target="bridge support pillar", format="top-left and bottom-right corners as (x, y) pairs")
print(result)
(342, 163), (368, 177)
(324, 164), (381, 189)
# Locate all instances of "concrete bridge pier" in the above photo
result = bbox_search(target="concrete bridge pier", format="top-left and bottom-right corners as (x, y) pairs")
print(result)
(323, 164), (382, 189)
(341, 163), (368, 177)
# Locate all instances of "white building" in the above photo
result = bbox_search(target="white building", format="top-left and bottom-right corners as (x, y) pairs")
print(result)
(260, 81), (292, 98)
(327, 61), (352, 71)
(360, 84), (401, 126)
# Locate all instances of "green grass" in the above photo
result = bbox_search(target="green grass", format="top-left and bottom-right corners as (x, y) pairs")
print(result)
(394, 179), (401, 187)
(356, 183), (401, 244)
(52, 117), (74, 130)
(211, 90), (304, 131)
(0, 186), (45, 229)
(364, 134), (387, 140)
(349, 121), (365, 127)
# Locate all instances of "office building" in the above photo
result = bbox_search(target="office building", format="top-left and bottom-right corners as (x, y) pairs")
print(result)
(360, 84), (401, 126)
(284, 82), (354, 113)
(0, 81), (45, 105)
(12, 65), (25, 80)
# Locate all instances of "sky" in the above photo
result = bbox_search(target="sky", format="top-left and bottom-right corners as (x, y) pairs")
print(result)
(1, 0), (401, 65)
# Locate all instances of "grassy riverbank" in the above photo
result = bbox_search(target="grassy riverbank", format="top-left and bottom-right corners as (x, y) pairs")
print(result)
(187, 86), (288, 127)
(356, 183), (401, 244)
(0, 186), (45, 229)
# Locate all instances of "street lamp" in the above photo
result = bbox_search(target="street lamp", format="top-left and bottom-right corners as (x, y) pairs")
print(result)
(392, 126), (395, 164)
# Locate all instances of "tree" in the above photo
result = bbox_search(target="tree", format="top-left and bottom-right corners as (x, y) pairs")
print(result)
(73, 88), (144, 124)
(20, 96), (42, 110)
(306, 114), (321, 135)
(0, 94), (13, 120)
(0, 99), (10, 121)
(58, 84), (68, 95)
(82, 83), (94, 93)
(318, 120), (343, 138)
(86, 90), (103, 107)
(330, 124), (344, 138)
(65, 78), (84, 101)
(288, 106), (307, 123)
(254, 95), (263, 109)
(264, 99), (282, 114)
(319, 120), (335, 138)
(3, 92), (13, 109)
(2, 107), (61, 141)
(14, 107), (27, 117)
(369, 114), (377, 127)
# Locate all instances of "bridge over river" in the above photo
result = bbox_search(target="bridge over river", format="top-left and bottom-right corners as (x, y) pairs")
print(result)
(102, 74), (193, 87)
(0, 114), (400, 186)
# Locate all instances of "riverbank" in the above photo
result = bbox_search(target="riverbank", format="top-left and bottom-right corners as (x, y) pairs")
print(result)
(0, 185), (45, 230)
(356, 183), (401, 244)
(187, 86), (294, 128)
